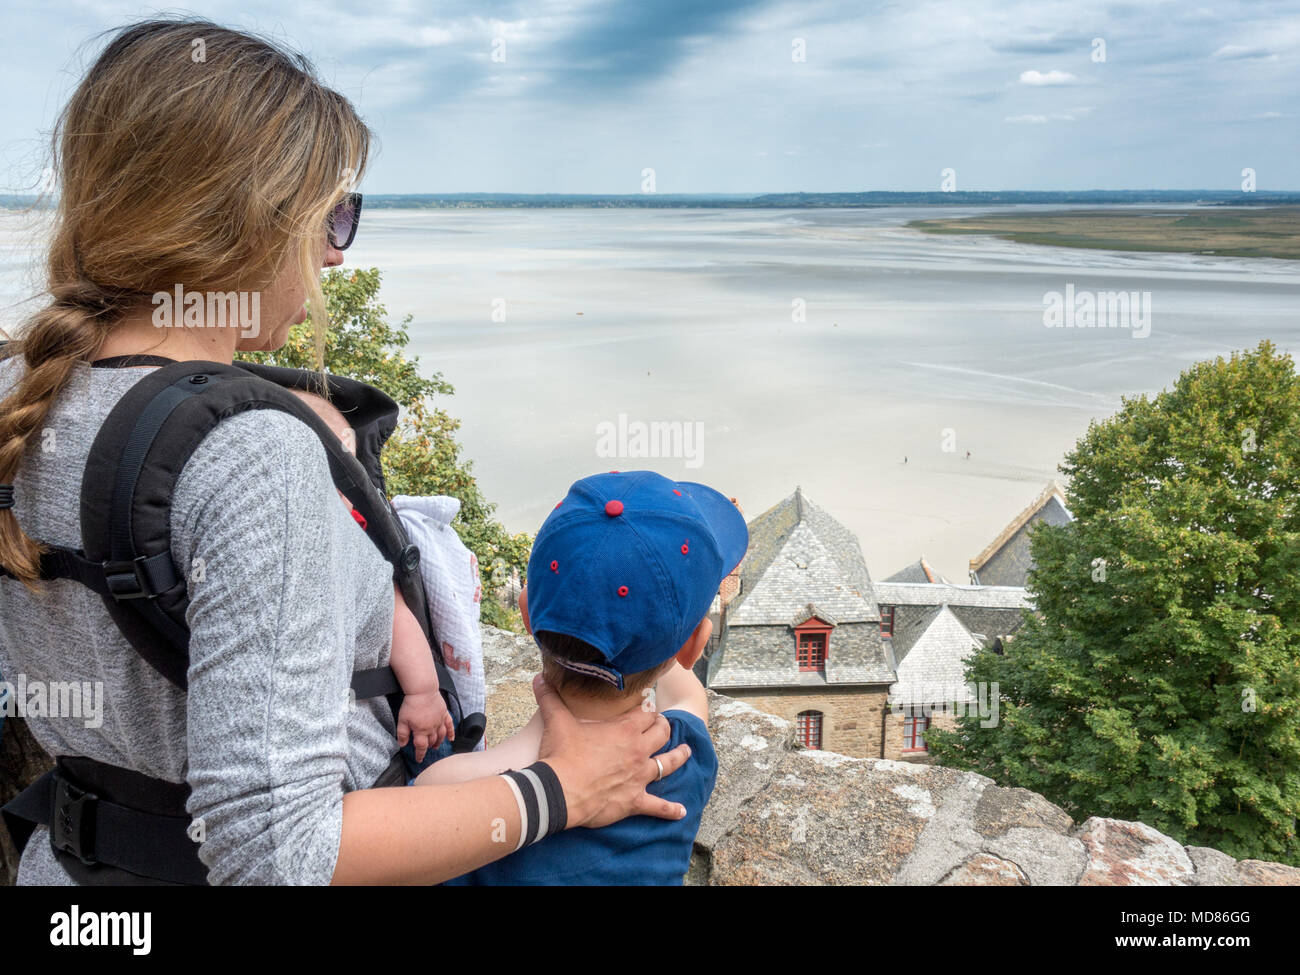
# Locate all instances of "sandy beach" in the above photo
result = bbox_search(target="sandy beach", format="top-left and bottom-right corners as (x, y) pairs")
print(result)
(3, 204), (1297, 581)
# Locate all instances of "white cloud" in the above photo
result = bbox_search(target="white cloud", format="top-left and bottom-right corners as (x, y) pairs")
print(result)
(1018, 69), (1080, 86)
(1006, 107), (1092, 123)
(414, 26), (456, 46)
(1210, 45), (1277, 60)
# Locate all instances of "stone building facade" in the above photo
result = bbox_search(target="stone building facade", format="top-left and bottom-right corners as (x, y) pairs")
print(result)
(707, 486), (1054, 762)
(707, 488), (896, 756)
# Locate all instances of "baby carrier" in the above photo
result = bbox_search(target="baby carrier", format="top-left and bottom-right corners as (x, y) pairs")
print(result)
(0, 352), (487, 884)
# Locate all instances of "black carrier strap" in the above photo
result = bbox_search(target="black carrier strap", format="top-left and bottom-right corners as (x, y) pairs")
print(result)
(76, 360), (432, 710)
(2, 759), (207, 886)
(0, 751), (406, 885)
(0, 356), (483, 727)
(1, 357), (489, 884)
(89, 361), (474, 729)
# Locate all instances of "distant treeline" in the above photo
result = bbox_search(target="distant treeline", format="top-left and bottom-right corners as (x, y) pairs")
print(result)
(327, 190), (1300, 209)
(4, 189), (1299, 211)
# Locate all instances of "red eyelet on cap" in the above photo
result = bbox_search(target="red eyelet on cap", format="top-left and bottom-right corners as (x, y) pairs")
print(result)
(681, 542), (689, 554)
(550, 560), (559, 572)
(617, 585), (629, 597)
(604, 499), (624, 516)
(672, 489), (682, 496)
(555, 501), (562, 509)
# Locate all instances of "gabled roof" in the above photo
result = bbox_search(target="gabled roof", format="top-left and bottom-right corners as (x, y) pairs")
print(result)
(969, 482), (1073, 585)
(707, 488), (892, 689)
(873, 581), (1032, 610)
(726, 487), (879, 627)
(791, 603), (839, 628)
(882, 556), (948, 585)
(889, 605), (982, 706)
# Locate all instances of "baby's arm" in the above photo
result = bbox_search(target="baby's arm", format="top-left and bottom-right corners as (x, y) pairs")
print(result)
(390, 584), (455, 760)
(414, 711), (544, 787)
(652, 662), (709, 727)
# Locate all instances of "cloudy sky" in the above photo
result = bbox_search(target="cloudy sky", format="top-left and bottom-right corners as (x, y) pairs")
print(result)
(3, 0), (1298, 193)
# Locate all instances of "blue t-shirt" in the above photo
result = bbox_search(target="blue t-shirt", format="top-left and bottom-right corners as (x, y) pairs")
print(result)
(443, 709), (717, 885)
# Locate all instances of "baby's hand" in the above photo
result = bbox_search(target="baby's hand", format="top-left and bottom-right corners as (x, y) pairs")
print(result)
(397, 690), (456, 764)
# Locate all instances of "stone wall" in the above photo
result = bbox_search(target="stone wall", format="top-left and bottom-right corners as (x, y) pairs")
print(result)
(723, 687), (888, 758)
(481, 625), (1300, 885)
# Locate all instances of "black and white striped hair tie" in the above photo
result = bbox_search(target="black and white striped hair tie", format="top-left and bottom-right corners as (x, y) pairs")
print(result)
(500, 761), (568, 850)
(0, 484), (13, 510)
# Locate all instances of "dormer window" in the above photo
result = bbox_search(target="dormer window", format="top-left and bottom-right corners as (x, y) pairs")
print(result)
(797, 631), (826, 670)
(793, 616), (832, 673)
(879, 605), (895, 638)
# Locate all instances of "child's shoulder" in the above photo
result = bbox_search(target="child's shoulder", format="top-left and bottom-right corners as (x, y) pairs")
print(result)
(658, 709), (717, 769)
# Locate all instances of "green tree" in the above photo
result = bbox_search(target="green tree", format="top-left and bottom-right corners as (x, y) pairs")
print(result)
(241, 267), (530, 629)
(928, 341), (1300, 864)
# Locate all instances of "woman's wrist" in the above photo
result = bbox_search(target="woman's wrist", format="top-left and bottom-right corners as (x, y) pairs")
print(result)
(533, 751), (592, 827)
(499, 761), (568, 849)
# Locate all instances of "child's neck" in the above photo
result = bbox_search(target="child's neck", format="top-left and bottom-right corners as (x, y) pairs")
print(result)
(556, 686), (646, 722)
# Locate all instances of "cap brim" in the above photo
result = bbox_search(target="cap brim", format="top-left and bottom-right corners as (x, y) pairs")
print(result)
(677, 481), (749, 574)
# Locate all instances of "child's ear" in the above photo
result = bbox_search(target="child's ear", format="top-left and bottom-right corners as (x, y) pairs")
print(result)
(675, 617), (712, 670)
(519, 585), (533, 635)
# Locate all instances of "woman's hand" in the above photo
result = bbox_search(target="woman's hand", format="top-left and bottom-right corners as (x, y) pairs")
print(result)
(532, 674), (692, 829)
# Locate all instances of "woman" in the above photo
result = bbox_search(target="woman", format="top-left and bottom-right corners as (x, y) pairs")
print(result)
(0, 18), (691, 885)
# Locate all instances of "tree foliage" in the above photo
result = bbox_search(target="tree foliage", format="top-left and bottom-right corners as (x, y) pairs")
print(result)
(241, 267), (530, 629)
(927, 341), (1300, 865)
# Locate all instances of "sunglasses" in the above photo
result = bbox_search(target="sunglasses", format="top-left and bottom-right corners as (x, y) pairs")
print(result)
(327, 192), (363, 251)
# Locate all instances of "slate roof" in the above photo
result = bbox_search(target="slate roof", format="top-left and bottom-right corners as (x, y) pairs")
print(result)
(873, 581), (1032, 610)
(889, 605), (982, 707)
(709, 488), (892, 688)
(708, 489), (1036, 693)
(882, 557), (948, 584)
(878, 581), (1030, 652)
(969, 482), (1074, 587)
(727, 488), (880, 627)
(707, 660), (894, 689)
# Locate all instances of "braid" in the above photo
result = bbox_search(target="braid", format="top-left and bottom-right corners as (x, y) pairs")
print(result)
(0, 295), (106, 587)
(0, 16), (372, 585)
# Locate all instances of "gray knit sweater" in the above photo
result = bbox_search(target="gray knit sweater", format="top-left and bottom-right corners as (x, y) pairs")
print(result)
(0, 358), (398, 884)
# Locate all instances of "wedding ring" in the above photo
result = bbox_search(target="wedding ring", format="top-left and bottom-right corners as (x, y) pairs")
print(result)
(654, 757), (664, 782)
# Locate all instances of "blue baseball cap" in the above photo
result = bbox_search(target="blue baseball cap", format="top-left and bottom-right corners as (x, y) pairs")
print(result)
(526, 471), (749, 690)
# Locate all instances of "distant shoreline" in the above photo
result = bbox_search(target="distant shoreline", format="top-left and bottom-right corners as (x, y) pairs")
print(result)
(908, 206), (1300, 260)
(4, 190), (1300, 211)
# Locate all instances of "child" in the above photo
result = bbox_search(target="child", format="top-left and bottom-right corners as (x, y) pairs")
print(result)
(418, 470), (747, 885)
(290, 388), (486, 769)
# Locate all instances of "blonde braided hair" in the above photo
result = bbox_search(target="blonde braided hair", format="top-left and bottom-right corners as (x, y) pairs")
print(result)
(0, 17), (370, 585)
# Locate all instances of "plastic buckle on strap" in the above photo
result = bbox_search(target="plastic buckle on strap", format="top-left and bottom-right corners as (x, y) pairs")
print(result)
(51, 777), (99, 866)
(103, 556), (152, 600)
(397, 543), (421, 576)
